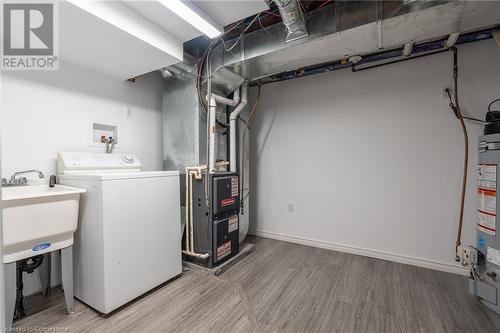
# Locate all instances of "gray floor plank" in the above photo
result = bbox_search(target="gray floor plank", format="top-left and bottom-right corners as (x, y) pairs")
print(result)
(13, 236), (500, 332)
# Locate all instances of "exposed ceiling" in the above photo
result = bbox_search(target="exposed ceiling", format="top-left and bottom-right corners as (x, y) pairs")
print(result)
(59, 0), (269, 80)
(193, 0), (269, 27)
(120, 1), (201, 42)
(60, 1), (182, 79)
(208, 1), (500, 84)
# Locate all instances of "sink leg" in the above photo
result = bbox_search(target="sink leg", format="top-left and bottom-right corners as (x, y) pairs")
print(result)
(39, 253), (51, 297)
(4, 262), (17, 329)
(60, 246), (74, 314)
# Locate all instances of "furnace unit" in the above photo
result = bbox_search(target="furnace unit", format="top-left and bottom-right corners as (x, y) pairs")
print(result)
(186, 172), (240, 268)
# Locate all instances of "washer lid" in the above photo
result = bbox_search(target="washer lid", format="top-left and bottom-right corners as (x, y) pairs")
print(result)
(58, 170), (179, 181)
(57, 152), (141, 174)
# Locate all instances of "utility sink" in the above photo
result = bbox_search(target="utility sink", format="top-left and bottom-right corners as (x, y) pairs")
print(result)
(2, 185), (86, 263)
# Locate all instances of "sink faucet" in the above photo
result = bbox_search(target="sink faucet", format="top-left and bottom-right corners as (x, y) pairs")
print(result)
(2, 170), (44, 187)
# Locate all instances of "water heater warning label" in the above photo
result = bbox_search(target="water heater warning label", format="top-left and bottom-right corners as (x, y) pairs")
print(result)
(478, 213), (496, 236)
(478, 164), (497, 189)
(478, 164), (497, 235)
(478, 188), (496, 214)
(487, 247), (500, 266)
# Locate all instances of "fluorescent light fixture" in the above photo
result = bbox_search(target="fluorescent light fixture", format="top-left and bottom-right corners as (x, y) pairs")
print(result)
(446, 32), (460, 48)
(67, 0), (182, 60)
(158, 0), (222, 39)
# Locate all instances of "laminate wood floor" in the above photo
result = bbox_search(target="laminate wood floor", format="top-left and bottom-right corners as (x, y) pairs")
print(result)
(14, 236), (500, 332)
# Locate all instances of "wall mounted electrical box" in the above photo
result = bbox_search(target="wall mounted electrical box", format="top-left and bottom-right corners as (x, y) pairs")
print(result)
(89, 121), (119, 148)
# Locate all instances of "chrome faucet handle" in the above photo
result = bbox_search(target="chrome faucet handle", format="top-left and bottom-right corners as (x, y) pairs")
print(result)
(7, 170), (44, 187)
(8, 176), (25, 184)
(2, 176), (28, 187)
(11, 170), (45, 181)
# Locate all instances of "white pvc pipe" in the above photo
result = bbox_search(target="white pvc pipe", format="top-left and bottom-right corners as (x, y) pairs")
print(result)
(212, 87), (240, 107)
(183, 166), (209, 259)
(209, 96), (217, 173)
(229, 85), (248, 172)
(402, 39), (415, 57)
(446, 32), (460, 48)
(494, 29), (500, 48)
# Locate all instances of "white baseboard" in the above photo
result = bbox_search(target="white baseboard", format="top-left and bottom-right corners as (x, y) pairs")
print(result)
(248, 229), (468, 276)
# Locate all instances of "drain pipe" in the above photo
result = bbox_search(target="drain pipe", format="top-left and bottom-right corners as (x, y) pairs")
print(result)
(208, 96), (217, 173)
(183, 167), (209, 259)
(229, 85), (248, 172)
(212, 87), (240, 107)
(209, 85), (247, 172)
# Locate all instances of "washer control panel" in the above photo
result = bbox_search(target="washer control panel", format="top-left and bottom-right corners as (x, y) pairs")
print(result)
(57, 152), (141, 173)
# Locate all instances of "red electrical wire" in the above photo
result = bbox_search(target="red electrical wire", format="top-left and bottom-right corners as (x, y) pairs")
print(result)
(318, 0), (333, 10)
(264, 10), (282, 18)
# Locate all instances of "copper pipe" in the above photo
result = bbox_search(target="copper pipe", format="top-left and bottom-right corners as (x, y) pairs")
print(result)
(451, 47), (469, 261)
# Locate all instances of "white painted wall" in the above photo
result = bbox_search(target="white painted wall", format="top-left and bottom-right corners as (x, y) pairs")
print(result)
(1, 61), (164, 295)
(250, 39), (500, 274)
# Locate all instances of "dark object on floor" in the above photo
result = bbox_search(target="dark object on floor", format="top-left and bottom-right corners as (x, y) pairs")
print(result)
(14, 255), (44, 320)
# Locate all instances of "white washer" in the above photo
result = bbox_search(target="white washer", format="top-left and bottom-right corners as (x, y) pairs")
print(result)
(57, 152), (181, 314)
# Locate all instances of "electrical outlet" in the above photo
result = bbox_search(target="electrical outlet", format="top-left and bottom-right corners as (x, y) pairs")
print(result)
(442, 86), (453, 100)
(287, 202), (294, 214)
(126, 107), (133, 119)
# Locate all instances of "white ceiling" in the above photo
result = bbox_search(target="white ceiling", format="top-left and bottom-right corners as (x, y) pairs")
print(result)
(121, 1), (201, 42)
(60, 1), (182, 80)
(193, 0), (269, 26)
(60, 0), (269, 80)
(121, 0), (269, 41)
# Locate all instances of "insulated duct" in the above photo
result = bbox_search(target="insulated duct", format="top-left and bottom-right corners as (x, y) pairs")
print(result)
(274, 0), (308, 43)
(201, 1), (500, 83)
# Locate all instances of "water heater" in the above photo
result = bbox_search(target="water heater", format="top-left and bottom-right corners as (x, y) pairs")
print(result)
(469, 133), (500, 313)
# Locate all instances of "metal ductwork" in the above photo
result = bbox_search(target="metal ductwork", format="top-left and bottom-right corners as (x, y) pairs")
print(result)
(274, 0), (308, 43)
(201, 0), (500, 84)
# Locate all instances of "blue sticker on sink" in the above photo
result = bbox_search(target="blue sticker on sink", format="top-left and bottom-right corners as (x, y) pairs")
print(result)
(479, 238), (486, 249)
(32, 243), (51, 252)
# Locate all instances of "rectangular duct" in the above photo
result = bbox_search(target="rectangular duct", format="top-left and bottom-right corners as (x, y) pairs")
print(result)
(274, 0), (308, 43)
(202, 0), (500, 82)
(162, 69), (227, 172)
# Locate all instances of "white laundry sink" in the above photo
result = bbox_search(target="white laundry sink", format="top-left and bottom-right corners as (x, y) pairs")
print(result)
(2, 185), (86, 263)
